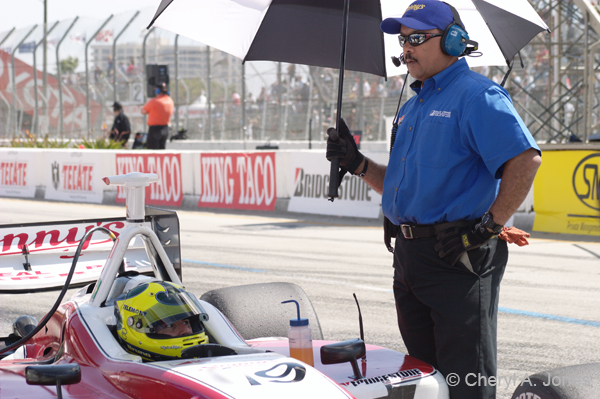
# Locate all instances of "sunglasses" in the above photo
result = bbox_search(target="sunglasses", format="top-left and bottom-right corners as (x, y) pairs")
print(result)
(398, 33), (443, 47)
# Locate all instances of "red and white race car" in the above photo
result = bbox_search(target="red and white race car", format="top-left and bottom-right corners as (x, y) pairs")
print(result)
(0, 173), (450, 399)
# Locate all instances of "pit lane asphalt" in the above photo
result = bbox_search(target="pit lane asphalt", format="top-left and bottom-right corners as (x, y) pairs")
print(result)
(1, 198), (598, 399)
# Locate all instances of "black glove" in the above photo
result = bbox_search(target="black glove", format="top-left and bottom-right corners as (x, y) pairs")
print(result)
(434, 220), (494, 266)
(326, 118), (364, 175)
(383, 217), (399, 253)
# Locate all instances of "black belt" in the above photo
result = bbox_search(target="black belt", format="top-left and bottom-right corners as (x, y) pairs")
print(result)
(399, 220), (473, 240)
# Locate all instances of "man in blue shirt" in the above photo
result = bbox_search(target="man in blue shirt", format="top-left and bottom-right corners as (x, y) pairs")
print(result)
(326, 1), (541, 398)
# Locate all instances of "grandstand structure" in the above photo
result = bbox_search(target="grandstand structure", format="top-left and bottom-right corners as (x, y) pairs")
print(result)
(1, 1), (600, 144)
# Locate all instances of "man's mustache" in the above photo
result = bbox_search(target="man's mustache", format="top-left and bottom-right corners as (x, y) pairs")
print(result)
(404, 53), (417, 62)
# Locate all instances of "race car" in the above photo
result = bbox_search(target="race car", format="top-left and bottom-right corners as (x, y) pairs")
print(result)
(0, 173), (450, 399)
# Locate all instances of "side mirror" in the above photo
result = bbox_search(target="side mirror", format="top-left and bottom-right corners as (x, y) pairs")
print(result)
(26, 364), (81, 399)
(320, 338), (366, 380)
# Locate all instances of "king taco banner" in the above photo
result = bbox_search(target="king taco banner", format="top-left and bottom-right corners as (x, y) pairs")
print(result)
(45, 151), (104, 204)
(0, 150), (36, 198)
(197, 152), (276, 211)
(288, 152), (382, 219)
(115, 153), (183, 207)
(533, 150), (600, 236)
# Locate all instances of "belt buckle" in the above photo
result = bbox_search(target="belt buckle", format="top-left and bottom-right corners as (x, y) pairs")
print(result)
(401, 224), (413, 239)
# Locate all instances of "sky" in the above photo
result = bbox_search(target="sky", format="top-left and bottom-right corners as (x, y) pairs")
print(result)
(0, 0), (289, 97)
(0, 0), (160, 32)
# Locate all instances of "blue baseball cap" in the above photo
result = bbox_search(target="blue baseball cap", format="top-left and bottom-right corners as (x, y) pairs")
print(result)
(380, 0), (455, 34)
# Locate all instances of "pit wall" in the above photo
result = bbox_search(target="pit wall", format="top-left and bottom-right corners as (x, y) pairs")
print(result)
(1, 146), (598, 236)
(0, 148), (388, 220)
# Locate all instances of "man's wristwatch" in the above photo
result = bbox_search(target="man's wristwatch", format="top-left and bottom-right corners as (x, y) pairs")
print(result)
(480, 211), (503, 234)
(357, 158), (369, 177)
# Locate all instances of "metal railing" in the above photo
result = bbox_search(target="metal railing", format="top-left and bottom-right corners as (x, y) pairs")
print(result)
(1, 2), (600, 144)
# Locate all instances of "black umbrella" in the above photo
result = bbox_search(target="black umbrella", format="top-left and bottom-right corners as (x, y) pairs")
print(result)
(148, 0), (387, 77)
(148, 0), (391, 199)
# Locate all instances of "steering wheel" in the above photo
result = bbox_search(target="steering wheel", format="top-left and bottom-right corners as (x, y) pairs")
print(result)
(180, 344), (237, 359)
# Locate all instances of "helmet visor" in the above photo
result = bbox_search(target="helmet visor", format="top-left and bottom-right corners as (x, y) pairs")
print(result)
(126, 283), (207, 334)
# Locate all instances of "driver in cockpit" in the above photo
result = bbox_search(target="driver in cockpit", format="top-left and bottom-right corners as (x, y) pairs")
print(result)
(114, 281), (210, 361)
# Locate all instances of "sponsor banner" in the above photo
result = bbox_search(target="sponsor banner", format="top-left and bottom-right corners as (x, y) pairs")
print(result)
(0, 49), (100, 132)
(0, 220), (126, 256)
(288, 152), (382, 218)
(197, 152), (276, 211)
(0, 219), (152, 292)
(45, 152), (103, 203)
(533, 150), (600, 236)
(115, 153), (183, 207)
(0, 150), (36, 198)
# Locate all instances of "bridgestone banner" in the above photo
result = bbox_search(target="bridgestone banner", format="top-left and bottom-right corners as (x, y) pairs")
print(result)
(45, 151), (103, 204)
(288, 152), (382, 218)
(0, 150), (36, 198)
(115, 153), (183, 207)
(197, 152), (276, 211)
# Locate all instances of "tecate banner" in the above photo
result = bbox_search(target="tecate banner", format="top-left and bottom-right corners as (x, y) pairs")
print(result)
(288, 152), (382, 218)
(115, 153), (183, 207)
(197, 152), (276, 211)
(0, 150), (35, 198)
(45, 151), (103, 203)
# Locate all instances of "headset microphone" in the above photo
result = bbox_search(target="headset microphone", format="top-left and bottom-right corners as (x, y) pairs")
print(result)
(463, 38), (479, 55)
(391, 53), (405, 67)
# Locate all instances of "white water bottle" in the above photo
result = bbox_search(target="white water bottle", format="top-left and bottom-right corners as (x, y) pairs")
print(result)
(282, 300), (314, 366)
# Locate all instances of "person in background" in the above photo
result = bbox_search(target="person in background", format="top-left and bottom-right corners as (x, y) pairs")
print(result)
(109, 102), (131, 147)
(142, 82), (174, 150)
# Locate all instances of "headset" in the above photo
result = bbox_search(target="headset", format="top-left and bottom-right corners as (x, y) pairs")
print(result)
(441, 2), (478, 57)
(391, 2), (479, 66)
(155, 87), (162, 96)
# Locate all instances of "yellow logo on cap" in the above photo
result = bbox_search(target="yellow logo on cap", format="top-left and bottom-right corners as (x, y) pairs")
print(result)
(406, 4), (426, 12)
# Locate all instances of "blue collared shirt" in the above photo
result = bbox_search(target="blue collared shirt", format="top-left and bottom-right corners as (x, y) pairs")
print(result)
(382, 58), (539, 225)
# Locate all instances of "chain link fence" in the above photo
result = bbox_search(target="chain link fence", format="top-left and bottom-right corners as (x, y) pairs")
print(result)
(1, 1), (599, 145)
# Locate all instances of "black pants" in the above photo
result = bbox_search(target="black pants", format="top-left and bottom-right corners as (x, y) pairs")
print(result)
(147, 125), (169, 149)
(393, 234), (507, 399)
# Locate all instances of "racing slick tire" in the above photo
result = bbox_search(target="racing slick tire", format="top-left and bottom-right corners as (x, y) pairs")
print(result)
(200, 282), (323, 340)
(511, 363), (600, 399)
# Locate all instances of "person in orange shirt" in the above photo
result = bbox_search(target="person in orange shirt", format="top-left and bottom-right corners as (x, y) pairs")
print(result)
(142, 83), (174, 149)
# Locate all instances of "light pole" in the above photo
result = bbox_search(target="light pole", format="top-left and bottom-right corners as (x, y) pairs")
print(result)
(85, 15), (113, 137)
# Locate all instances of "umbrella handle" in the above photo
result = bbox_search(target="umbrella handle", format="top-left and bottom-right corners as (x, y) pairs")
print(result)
(327, 0), (350, 202)
(328, 158), (340, 200)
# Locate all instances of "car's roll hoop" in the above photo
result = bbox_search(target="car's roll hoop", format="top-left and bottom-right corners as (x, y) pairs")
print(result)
(91, 173), (181, 307)
(103, 172), (158, 222)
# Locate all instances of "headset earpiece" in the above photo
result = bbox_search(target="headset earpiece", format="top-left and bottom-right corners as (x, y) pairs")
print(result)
(442, 24), (469, 56)
(441, 2), (478, 57)
(155, 88), (161, 96)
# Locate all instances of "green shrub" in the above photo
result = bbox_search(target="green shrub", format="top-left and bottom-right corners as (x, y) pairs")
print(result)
(77, 137), (124, 149)
(10, 133), (71, 148)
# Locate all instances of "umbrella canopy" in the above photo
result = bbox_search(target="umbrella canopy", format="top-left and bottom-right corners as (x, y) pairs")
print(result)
(148, 0), (550, 78)
(472, 0), (550, 64)
(148, 0), (387, 77)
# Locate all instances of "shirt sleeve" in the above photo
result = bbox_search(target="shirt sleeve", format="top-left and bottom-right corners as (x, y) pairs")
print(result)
(463, 86), (539, 179)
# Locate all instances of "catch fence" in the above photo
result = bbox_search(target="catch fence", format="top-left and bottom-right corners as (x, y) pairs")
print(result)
(0, 1), (599, 144)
